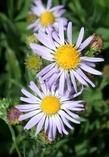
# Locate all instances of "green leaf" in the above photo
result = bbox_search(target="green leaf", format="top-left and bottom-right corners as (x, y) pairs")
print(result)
(6, 48), (21, 82)
(15, 0), (32, 21)
(96, 28), (109, 40)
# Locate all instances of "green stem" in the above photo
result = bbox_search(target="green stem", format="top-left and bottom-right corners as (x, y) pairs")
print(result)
(99, 78), (108, 90)
(9, 78), (23, 89)
(8, 125), (22, 157)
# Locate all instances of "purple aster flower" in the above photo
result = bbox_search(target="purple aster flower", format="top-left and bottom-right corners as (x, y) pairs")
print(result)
(16, 80), (84, 141)
(30, 20), (104, 93)
(28, 0), (67, 32)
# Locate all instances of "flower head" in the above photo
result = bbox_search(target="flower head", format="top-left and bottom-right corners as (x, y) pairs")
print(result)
(30, 20), (104, 93)
(16, 80), (84, 141)
(28, 0), (67, 32)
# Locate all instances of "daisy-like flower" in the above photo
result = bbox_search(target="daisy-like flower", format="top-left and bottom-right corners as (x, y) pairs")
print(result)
(16, 80), (84, 141)
(30, 20), (104, 93)
(28, 0), (67, 32)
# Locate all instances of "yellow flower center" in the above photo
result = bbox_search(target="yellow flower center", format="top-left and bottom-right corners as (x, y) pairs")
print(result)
(41, 96), (60, 115)
(55, 44), (80, 70)
(40, 11), (55, 26)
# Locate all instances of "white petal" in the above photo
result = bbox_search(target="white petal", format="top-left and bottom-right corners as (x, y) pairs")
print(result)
(79, 35), (94, 51)
(72, 70), (89, 86)
(47, 0), (52, 9)
(66, 72), (72, 92)
(48, 117), (53, 140)
(20, 97), (38, 104)
(60, 95), (69, 102)
(59, 20), (64, 44)
(70, 71), (77, 92)
(62, 103), (84, 112)
(60, 115), (73, 129)
(44, 116), (49, 133)
(59, 110), (80, 124)
(85, 62), (96, 67)
(81, 57), (104, 62)
(58, 71), (65, 94)
(63, 105), (84, 112)
(50, 5), (64, 12)
(24, 112), (44, 130)
(29, 81), (44, 98)
(47, 31), (56, 50)
(57, 115), (68, 135)
(76, 27), (84, 48)
(37, 63), (55, 77)
(30, 43), (54, 61)
(54, 115), (62, 134)
(19, 110), (41, 121)
(76, 68), (95, 87)
(27, 20), (39, 30)
(36, 33), (56, 50)
(80, 63), (102, 75)
(21, 88), (36, 100)
(52, 116), (57, 139)
(67, 22), (72, 44)
(52, 31), (61, 45)
(16, 104), (40, 112)
(55, 17), (67, 28)
(39, 79), (47, 95)
(54, 41), (60, 48)
(48, 73), (59, 87)
(42, 66), (58, 80)
(35, 115), (46, 135)
(33, 22), (41, 32)
(53, 9), (65, 17)
(73, 86), (84, 98)
(31, 7), (41, 16)
(63, 100), (83, 106)
(66, 109), (80, 120)
(34, 0), (45, 12)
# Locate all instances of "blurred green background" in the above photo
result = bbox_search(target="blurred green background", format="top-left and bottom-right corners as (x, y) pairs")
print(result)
(0, 0), (109, 157)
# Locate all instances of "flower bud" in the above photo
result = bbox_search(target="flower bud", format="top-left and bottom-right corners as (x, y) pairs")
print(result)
(25, 54), (42, 71)
(7, 107), (20, 125)
(39, 132), (52, 144)
(26, 34), (37, 45)
(27, 14), (36, 23)
(103, 65), (109, 78)
(90, 34), (103, 51)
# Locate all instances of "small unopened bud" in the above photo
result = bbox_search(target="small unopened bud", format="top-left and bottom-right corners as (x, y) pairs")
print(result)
(26, 34), (37, 45)
(27, 14), (36, 23)
(39, 132), (52, 144)
(103, 65), (109, 78)
(25, 54), (42, 71)
(90, 34), (103, 51)
(7, 107), (20, 125)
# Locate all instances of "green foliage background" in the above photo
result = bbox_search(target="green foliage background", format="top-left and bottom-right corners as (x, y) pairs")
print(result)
(0, 0), (109, 156)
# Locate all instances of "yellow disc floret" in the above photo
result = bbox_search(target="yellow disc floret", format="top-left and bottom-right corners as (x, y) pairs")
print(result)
(41, 96), (60, 115)
(55, 44), (80, 70)
(40, 11), (55, 26)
